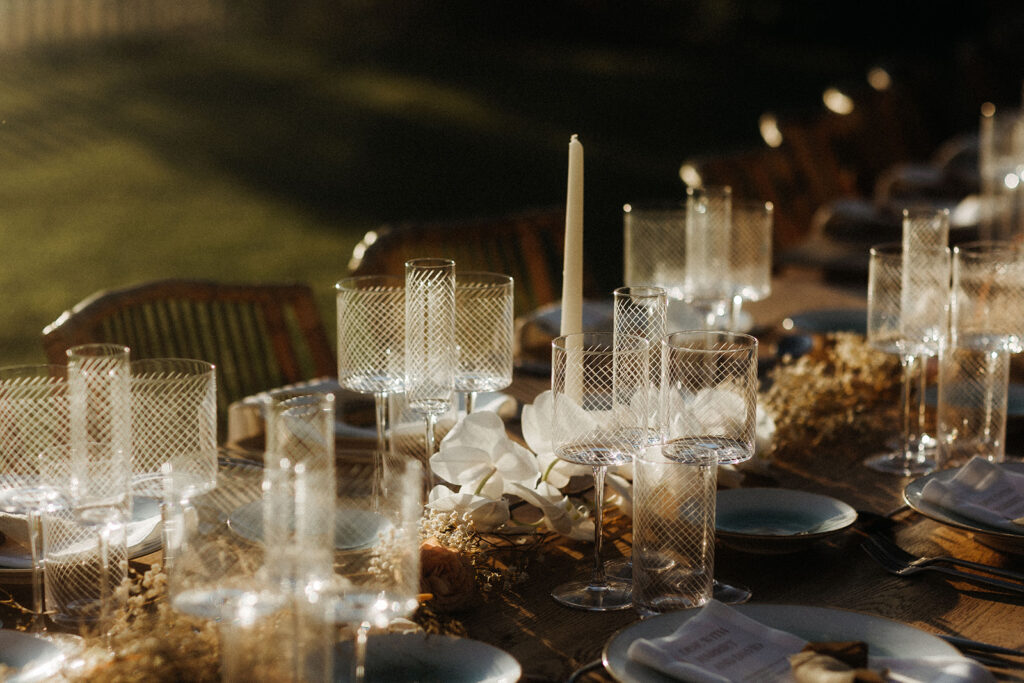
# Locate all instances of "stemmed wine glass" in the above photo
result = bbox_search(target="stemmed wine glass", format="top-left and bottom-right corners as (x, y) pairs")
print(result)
(550, 332), (648, 611)
(0, 364), (82, 650)
(454, 272), (514, 414)
(683, 185), (734, 330)
(336, 275), (406, 453)
(865, 242), (950, 475)
(404, 258), (456, 467)
(328, 449), (423, 682)
(728, 199), (774, 330)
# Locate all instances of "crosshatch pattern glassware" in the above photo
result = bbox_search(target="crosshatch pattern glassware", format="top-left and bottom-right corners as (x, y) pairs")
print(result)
(67, 344), (132, 465)
(866, 243), (950, 475)
(661, 331), (758, 465)
(0, 365), (72, 636)
(684, 185), (734, 329)
(623, 202), (687, 300)
(613, 286), (667, 444)
(728, 198), (773, 329)
(404, 258), (456, 462)
(454, 271), (514, 414)
(336, 275), (406, 453)
(632, 446), (717, 615)
(551, 332), (648, 611)
(938, 241), (1024, 468)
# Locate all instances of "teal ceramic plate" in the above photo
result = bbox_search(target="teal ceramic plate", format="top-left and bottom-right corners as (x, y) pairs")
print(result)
(716, 488), (857, 554)
(333, 633), (521, 683)
(0, 630), (64, 683)
(603, 604), (960, 683)
(227, 500), (389, 551)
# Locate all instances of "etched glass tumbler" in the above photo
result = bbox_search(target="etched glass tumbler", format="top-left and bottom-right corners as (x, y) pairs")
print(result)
(684, 185), (734, 329)
(661, 331), (758, 465)
(551, 332), (648, 611)
(454, 271), (514, 414)
(728, 199), (773, 329)
(613, 285), (667, 444)
(0, 365), (71, 636)
(938, 241), (1024, 468)
(623, 201), (686, 300)
(336, 275), (406, 453)
(404, 258), (455, 462)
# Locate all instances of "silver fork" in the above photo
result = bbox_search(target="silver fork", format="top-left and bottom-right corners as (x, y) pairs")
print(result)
(867, 533), (1024, 583)
(861, 535), (1024, 594)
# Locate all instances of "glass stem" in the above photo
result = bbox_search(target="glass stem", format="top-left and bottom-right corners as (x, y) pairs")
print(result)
(590, 465), (608, 588)
(373, 391), (389, 454)
(352, 620), (371, 683)
(27, 507), (46, 632)
(465, 391), (478, 415)
(98, 522), (111, 650)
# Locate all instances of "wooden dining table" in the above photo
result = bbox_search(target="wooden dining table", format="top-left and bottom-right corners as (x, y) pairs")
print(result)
(1, 264), (1021, 681)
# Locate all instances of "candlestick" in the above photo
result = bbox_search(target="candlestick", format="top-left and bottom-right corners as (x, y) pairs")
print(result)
(560, 134), (584, 337)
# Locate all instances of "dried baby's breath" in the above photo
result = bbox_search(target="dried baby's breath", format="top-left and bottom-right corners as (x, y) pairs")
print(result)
(762, 333), (901, 456)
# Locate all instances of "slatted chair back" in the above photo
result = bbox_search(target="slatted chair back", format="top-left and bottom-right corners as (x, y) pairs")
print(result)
(348, 207), (596, 317)
(41, 279), (336, 439)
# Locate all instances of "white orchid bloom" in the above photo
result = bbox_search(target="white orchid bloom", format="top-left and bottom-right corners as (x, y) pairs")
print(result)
(508, 482), (593, 541)
(430, 411), (539, 499)
(427, 485), (510, 532)
(523, 390), (592, 487)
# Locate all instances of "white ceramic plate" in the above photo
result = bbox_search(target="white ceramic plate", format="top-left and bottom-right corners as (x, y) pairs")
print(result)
(904, 461), (1024, 554)
(603, 603), (960, 683)
(227, 500), (389, 551)
(715, 488), (858, 554)
(0, 496), (162, 580)
(333, 633), (521, 682)
(0, 630), (65, 683)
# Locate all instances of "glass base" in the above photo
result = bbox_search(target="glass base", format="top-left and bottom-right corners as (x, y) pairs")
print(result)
(551, 578), (632, 611)
(602, 559), (752, 605)
(864, 450), (936, 476)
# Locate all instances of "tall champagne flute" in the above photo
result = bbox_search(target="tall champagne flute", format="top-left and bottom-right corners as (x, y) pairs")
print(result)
(728, 199), (774, 330)
(0, 365), (78, 647)
(551, 332), (648, 611)
(865, 243), (950, 475)
(404, 258), (456, 468)
(684, 185), (734, 329)
(454, 272), (514, 414)
(336, 275), (406, 453)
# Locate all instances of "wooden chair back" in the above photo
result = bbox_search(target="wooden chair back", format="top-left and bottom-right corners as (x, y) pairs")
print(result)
(348, 207), (596, 317)
(41, 279), (336, 438)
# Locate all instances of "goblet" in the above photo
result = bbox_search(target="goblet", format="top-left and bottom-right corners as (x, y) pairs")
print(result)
(336, 275), (406, 453)
(404, 258), (456, 467)
(623, 201), (686, 300)
(728, 199), (773, 330)
(0, 365), (77, 643)
(937, 241), (1024, 468)
(327, 450), (423, 682)
(454, 272), (514, 414)
(865, 243), (950, 475)
(551, 332), (648, 611)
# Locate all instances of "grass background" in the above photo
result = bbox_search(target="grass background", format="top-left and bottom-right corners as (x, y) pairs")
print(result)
(0, 1), (1019, 367)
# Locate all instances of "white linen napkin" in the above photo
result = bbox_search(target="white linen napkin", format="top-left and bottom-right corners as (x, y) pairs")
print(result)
(626, 600), (994, 682)
(920, 456), (1024, 532)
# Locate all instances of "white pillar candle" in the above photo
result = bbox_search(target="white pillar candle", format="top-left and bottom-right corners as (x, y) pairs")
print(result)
(560, 134), (584, 336)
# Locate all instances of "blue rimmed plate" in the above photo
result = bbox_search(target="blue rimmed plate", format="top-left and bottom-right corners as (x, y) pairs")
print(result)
(716, 488), (858, 554)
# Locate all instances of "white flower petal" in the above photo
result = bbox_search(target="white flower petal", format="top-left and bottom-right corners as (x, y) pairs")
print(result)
(521, 390), (555, 455)
(430, 445), (491, 484)
(605, 473), (633, 517)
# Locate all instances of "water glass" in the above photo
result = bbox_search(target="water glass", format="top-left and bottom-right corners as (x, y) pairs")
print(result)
(454, 271), (514, 414)
(684, 185), (733, 328)
(728, 198), (774, 328)
(661, 331), (758, 465)
(613, 286), (667, 444)
(632, 445), (717, 615)
(623, 201), (687, 300)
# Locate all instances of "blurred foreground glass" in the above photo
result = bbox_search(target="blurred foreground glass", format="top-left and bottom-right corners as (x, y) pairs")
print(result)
(67, 344), (131, 461)
(0, 365), (73, 639)
(42, 442), (130, 647)
(454, 272), (514, 414)
(404, 258), (456, 463)
(937, 241), (1024, 468)
(866, 243), (950, 475)
(336, 275), (406, 454)
(327, 450), (423, 683)
(684, 185), (734, 329)
(728, 199), (774, 330)
(661, 331), (758, 465)
(632, 446), (716, 615)
(551, 332), (648, 611)
(978, 102), (1024, 242)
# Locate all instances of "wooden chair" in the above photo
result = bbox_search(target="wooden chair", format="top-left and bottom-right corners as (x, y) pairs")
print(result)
(41, 279), (336, 439)
(348, 207), (598, 317)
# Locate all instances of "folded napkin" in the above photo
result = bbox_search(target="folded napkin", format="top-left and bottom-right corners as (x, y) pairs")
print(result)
(920, 456), (1024, 533)
(626, 600), (994, 682)
(0, 498), (162, 569)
